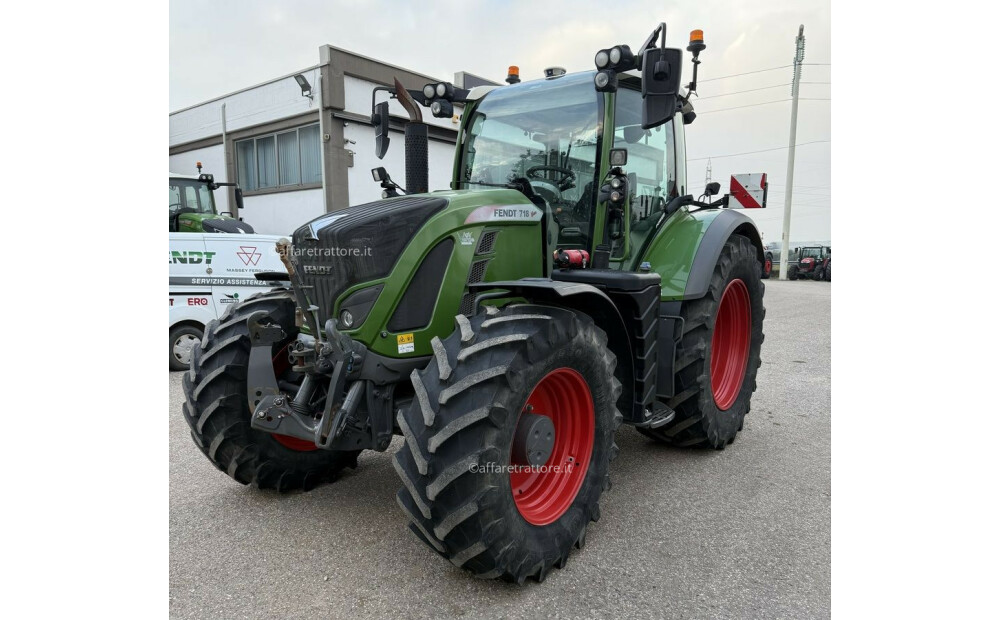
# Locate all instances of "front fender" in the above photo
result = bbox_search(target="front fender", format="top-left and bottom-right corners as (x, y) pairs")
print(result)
(468, 278), (637, 420)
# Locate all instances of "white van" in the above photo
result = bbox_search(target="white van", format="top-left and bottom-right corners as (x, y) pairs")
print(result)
(169, 232), (286, 370)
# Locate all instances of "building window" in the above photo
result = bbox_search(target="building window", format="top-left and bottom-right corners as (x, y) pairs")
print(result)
(235, 123), (321, 191)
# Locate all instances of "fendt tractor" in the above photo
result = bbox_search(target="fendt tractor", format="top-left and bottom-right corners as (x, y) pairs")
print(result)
(182, 24), (767, 583)
(169, 163), (254, 233)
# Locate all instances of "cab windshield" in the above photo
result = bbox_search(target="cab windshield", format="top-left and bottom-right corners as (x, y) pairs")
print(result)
(458, 72), (602, 250)
(169, 178), (217, 216)
(800, 247), (823, 259)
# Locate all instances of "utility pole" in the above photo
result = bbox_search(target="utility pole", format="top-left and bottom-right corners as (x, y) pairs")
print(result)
(779, 25), (806, 280)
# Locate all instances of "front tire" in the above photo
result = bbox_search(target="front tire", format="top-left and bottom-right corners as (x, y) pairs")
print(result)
(181, 289), (360, 491)
(788, 264), (799, 280)
(393, 305), (622, 583)
(640, 234), (765, 448)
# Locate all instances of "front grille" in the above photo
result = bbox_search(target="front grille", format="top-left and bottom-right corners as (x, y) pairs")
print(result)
(291, 196), (447, 322)
(476, 230), (498, 254)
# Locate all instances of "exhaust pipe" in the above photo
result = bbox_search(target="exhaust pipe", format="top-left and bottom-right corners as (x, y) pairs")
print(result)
(404, 123), (429, 194)
(393, 78), (429, 194)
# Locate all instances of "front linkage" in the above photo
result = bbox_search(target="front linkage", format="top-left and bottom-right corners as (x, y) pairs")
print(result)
(247, 240), (393, 453)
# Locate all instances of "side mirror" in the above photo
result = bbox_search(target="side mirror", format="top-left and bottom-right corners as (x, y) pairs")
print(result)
(640, 47), (682, 129)
(234, 187), (245, 211)
(372, 101), (390, 159)
(704, 182), (720, 197)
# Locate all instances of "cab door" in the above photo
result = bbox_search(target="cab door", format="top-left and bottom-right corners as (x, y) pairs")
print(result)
(609, 85), (678, 268)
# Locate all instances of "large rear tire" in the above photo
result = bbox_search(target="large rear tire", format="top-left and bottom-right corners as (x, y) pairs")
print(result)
(393, 305), (622, 583)
(788, 264), (799, 280)
(639, 234), (765, 449)
(181, 288), (360, 491)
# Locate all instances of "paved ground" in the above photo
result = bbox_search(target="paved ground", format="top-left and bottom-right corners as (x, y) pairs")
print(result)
(170, 279), (831, 619)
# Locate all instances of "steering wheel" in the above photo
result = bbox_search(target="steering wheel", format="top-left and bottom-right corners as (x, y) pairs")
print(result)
(525, 165), (576, 190)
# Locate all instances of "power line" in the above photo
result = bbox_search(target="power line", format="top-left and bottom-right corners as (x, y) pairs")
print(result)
(697, 83), (790, 99)
(699, 65), (792, 83)
(699, 96), (831, 114)
(688, 140), (830, 162)
(699, 99), (792, 114)
(699, 81), (831, 100)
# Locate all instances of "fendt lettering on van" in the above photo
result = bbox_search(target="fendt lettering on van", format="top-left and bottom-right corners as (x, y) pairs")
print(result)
(169, 251), (216, 265)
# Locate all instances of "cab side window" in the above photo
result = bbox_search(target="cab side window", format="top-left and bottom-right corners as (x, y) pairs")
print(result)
(613, 87), (676, 258)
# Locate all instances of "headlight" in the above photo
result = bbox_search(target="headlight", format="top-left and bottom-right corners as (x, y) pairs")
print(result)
(595, 50), (609, 68)
(609, 46), (622, 65)
(423, 84), (435, 99)
(595, 72), (610, 88)
(340, 309), (354, 328)
(435, 83), (446, 97)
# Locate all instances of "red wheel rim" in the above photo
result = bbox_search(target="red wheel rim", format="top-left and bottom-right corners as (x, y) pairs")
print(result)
(269, 346), (318, 452)
(711, 279), (751, 411)
(510, 368), (594, 526)
(764, 257), (772, 273)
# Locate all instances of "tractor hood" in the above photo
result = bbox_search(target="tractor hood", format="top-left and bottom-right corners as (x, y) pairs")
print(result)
(178, 212), (255, 234)
(291, 195), (448, 321)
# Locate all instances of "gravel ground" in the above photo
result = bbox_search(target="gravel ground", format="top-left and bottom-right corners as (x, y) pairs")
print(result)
(169, 278), (831, 619)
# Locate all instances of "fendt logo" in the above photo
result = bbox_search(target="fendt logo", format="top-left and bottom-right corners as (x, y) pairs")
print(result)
(169, 251), (216, 265)
(236, 246), (261, 266)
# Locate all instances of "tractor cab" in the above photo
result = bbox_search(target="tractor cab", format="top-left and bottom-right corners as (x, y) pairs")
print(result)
(168, 167), (254, 234)
(455, 69), (689, 271)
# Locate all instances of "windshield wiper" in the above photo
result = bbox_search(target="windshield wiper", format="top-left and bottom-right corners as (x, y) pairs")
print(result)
(458, 180), (514, 188)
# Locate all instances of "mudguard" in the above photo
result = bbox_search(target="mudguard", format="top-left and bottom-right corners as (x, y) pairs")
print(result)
(468, 278), (641, 422)
(639, 208), (764, 301)
(684, 209), (764, 299)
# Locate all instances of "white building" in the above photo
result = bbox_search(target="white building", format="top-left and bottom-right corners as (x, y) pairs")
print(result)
(169, 46), (496, 235)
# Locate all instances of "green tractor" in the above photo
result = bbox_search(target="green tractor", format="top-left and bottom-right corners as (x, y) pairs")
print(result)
(169, 164), (253, 233)
(182, 24), (766, 583)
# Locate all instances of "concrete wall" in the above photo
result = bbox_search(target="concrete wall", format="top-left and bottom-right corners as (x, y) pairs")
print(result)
(170, 48), (496, 236)
(170, 67), (322, 146)
(239, 188), (325, 236)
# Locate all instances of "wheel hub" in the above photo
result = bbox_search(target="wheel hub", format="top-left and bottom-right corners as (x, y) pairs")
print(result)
(510, 368), (594, 526)
(172, 334), (199, 365)
(512, 411), (556, 466)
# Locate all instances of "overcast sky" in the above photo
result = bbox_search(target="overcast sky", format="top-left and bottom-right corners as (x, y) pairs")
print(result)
(171, 0), (830, 243)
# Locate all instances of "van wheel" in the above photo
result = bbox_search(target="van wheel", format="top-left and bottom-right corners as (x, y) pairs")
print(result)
(170, 325), (203, 371)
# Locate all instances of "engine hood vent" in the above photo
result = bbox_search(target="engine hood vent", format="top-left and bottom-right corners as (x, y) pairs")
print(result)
(291, 196), (448, 323)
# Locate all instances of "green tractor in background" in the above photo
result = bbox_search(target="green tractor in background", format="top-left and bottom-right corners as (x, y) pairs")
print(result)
(182, 23), (766, 583)
(168, 164), (253, 233)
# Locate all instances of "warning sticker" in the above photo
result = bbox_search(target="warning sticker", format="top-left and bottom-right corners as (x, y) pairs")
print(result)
(397, 333), (415, 354)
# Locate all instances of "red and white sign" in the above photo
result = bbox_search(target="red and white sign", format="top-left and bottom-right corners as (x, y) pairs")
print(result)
(729, 173), (768, 209)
